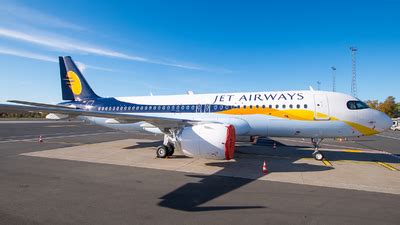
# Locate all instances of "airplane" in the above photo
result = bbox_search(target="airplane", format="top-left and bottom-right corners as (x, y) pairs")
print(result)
(0, 56), (392, 161)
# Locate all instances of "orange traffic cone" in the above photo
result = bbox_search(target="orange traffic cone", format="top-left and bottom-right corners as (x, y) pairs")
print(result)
(273, 142), (277, 149)
(262, 160), (268, 174)
(38, 135), (43, 143)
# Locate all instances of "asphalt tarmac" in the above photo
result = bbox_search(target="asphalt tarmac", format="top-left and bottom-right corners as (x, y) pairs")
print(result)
(0, 120), (399, 225)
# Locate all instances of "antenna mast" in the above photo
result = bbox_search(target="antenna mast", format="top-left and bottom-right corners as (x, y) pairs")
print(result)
(331, 66), (336, 92)
(349, 47), (357, 97)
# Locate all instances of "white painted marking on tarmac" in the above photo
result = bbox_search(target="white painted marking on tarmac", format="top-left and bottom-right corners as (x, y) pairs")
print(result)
(0, 131), (122, 143)
(0, 131), (108, 140)
(376, 134), (400, 141)
(0, 120), (84, 124)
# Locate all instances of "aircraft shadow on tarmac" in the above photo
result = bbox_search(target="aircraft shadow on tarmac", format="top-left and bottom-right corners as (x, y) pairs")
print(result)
(125, 138), (399, 212)
(123, 141), (163, 150)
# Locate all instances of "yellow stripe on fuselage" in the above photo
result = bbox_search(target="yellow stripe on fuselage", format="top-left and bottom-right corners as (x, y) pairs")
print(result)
(343, 121), (379, 136)
(216, 108), (378, 136)
(217, 108), (318, 120)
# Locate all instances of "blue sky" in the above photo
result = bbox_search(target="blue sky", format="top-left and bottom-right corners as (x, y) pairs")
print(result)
(0, 0), (399, 103)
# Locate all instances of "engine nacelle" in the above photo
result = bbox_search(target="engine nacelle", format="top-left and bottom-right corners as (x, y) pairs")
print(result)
(45, 113), (70, 120)
(178, 123), (236, 160)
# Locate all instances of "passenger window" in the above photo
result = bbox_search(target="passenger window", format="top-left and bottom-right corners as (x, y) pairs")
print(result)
(304, 104), (308, 109)
(262, 105), (265, 109)
(275, 105), (279, 109)
(250, 105), (253, 109)
(269, 105), (272, 109)
(256, 105), (259, 108)
(289, 104), (293, 109)
(162, 106), (165, 110)
(282, 105), (286, 109)
(243, 105), (247, 109)
(296, 104), (300, 109)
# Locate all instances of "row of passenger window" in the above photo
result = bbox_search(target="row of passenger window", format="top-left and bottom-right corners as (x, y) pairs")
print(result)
(242, 104), (307, 109)
(97, 104), (308, 112)
(99, 105), (209, 112)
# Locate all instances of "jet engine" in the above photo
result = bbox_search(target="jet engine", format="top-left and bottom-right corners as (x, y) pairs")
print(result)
(178, 123), (236, 160)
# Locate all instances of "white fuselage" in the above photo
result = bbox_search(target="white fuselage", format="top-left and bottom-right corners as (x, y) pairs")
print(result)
(83, 90), (392, 138)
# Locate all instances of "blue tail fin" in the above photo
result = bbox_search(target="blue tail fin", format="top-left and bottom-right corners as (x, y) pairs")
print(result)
(59, 56), (100, 101)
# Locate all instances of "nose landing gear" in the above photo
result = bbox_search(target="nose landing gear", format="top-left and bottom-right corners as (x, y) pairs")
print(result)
(311, 138), (324, 161)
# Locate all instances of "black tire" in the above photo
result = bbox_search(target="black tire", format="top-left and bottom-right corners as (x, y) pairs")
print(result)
(156, 145), (168, 158)
(166, 143), (175, 156)
(312, 152), (324, 161)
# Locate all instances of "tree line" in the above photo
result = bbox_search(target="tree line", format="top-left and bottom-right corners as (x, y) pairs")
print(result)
(366, 96), (400, 118)
(0, 112), (46, 118)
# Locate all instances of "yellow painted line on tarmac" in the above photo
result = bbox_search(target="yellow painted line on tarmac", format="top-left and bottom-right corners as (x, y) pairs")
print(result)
(322, 158), (333, 167)
(375, 162), (399, 171)
(342, 149), (363, 153)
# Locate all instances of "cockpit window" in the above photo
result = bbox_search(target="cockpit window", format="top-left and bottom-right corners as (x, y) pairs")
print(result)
(347, 101), (369, 110)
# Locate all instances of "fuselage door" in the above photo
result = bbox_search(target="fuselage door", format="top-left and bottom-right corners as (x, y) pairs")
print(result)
(204, 104), (210, 113)
(196, 104), (202, 113)
(84, 100), (95, 111)
(313, 94), (330, 120)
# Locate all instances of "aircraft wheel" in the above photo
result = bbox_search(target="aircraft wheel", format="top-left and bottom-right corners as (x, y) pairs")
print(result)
(156, 145), (168, 158)
(312, 151), (324, 161)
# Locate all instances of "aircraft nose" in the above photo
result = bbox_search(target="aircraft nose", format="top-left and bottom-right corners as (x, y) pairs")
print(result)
(376, 111), (392, 132)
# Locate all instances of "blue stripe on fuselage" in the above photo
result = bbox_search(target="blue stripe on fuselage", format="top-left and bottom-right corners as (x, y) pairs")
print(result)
(58, 97), (235, 113)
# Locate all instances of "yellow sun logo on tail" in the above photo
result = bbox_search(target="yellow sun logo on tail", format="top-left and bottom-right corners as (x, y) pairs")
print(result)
(66, 71), (82, 95)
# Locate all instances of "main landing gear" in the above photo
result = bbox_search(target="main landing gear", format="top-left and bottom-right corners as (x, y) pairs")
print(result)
(311, 138), (324, 161)
(156, 133), (177, 158)
(156, 144), (175, 158)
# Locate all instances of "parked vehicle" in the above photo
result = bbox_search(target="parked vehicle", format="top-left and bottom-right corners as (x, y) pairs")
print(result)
(391, 118), (400, 131)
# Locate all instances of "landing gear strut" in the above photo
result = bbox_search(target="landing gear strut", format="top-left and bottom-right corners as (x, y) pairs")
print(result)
(156, 133), (177, 158)
(311, 138), (324, 161)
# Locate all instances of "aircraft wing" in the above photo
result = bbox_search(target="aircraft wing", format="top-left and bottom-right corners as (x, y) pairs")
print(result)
(7, 100), (78, 109)
(0, 102), (198, 129)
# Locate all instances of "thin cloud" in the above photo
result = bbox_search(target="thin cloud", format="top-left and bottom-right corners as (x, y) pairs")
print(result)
(0, 2), (85, 31)
(0, 27), (217, 71)
(0, 47), (57, 62)
(0, 47), (118, 72)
